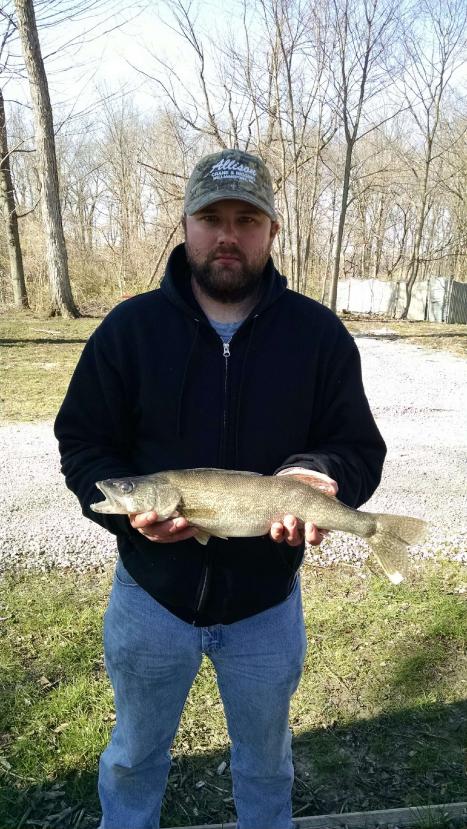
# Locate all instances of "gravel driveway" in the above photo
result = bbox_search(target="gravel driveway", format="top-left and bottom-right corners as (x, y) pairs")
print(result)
(1, 335), (466, 574)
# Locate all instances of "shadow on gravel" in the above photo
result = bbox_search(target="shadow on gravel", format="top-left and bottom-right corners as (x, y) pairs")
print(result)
(353, 332), (467, 340)
(1, 701), (466, 828)
(1, 338), (88, 346)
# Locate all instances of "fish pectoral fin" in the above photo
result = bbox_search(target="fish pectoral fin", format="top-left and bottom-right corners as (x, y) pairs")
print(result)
(193, 527), (229, 545)
(163, 490), (183, 518)
(194, 530), (212, 546)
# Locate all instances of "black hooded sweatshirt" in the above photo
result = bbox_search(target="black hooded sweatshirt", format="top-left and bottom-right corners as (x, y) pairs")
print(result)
(54, 243), (386, 625)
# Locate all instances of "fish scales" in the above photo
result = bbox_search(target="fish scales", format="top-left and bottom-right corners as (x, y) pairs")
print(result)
(91, 468), (428, 585)
(164, 469), (376, 538)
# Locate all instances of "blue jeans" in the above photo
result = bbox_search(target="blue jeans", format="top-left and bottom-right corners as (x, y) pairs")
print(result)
(98, 559), (307, 829)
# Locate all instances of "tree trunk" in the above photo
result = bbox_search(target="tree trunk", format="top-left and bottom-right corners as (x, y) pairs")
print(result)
(329, 141), (353, 312)
(0, 88), (29, 308)
(14, 0), (79, 318)
(372, 195), (387, 280)
(400, 168), (430, 319)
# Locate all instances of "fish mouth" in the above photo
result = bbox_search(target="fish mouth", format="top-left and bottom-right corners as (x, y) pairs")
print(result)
(90, 481), (125, 514)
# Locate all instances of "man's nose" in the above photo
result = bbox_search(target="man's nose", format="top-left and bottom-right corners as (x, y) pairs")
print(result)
(217, 220), (238, 244)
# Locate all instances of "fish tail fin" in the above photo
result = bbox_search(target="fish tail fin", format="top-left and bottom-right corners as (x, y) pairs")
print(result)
(368, 515), (428, 584)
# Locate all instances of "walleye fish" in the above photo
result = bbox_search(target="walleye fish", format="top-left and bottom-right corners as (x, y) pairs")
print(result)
(91, 468), (428, 584)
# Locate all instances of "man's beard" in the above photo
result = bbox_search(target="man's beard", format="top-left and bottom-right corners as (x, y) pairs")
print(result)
(186, 244), (269, 304)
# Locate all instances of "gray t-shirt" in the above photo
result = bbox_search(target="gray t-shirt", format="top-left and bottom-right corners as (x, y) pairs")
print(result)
(208, 318), (243, 344)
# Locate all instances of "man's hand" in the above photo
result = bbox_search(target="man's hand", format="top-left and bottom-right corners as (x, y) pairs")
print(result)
(129, 512), (198, 543)
(270, 468), (338, 548)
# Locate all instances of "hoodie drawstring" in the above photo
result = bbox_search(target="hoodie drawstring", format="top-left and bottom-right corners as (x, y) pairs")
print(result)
(234, 314), (258, 466)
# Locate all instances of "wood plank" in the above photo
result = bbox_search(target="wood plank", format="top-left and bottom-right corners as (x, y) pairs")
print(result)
(167, 801), (467, 829)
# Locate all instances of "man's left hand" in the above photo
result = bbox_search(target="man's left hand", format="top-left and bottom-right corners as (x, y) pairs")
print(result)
(269, 468), (338, 548)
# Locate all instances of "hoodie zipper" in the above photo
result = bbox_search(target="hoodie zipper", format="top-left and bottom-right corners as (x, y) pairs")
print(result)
(195, 337), (231, 617)
(222, 341), (230, 452)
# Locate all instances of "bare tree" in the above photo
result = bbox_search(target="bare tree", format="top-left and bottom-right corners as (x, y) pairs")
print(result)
(327, 0), (403, 311)
(0, 12), (28, 308)
(142, 0), (337, 293)
(255, 0), (335, 292)
(59, 130), (104, 254)
(14, 0), (79, 317)
(1, 0), (465, 313)
(0, 87), (28, 307)
(400, 0), (467, 317)
(442, 118), (467, 282)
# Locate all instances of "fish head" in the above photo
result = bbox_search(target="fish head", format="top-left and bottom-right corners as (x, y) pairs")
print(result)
(90, 474), (181, 517)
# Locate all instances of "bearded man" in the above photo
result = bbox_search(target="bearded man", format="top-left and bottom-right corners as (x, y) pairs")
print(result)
(55, 149), (386, 829)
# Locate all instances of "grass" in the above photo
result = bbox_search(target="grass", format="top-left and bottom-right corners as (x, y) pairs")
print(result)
(0, 310), (465, 424)
(0, 561), (466, 828)
(0, 311), (99, 423)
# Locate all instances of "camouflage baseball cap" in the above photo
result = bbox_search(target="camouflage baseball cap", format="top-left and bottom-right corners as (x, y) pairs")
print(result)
(185, 149), (276, 220)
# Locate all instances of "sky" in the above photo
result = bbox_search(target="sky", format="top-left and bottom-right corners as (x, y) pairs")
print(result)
(1, 0), (237, 122)
(2, 0), (465, 148)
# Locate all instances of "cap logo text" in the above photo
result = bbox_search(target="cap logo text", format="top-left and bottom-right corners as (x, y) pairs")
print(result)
(209, 158), (256, 184)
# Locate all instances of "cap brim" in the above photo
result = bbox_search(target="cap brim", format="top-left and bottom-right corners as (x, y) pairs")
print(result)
(186, 191), (277, 221)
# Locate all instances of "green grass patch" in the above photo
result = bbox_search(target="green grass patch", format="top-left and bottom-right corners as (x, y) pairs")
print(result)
(0, 561), (465, 827)
(0, 311), (100, 423)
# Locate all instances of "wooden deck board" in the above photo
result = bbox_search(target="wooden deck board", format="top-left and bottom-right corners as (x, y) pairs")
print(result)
(167, 801), (467, 829)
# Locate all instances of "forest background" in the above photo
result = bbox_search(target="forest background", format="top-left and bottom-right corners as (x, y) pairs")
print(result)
(0, 0), (466, 317)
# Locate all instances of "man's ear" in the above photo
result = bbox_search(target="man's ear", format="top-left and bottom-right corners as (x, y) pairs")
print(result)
(270, 220), (280, 241)
(181, 214), (187, 234)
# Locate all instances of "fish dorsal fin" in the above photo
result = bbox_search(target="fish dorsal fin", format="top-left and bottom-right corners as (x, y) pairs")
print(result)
(188, 468), (262, 476)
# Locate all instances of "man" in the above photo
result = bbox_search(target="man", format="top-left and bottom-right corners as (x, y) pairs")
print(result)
(55, 148), (386, 829)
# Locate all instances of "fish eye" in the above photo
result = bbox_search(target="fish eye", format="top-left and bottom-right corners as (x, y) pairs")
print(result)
(118, 481), (134, 494)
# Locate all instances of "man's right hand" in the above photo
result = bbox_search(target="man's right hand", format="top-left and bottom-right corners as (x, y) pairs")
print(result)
(129, 512), (199, 543)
